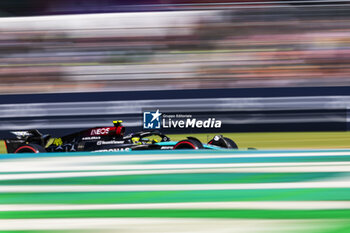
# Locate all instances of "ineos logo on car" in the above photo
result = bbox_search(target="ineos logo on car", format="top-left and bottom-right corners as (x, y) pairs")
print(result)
(90, 128), (110, 135)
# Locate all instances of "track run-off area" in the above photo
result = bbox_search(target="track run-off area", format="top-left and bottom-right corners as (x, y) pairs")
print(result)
(1, 150), (350, 232)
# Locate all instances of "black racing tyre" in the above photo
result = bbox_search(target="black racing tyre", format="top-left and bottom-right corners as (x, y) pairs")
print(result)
(208, 136), (238, 149)
(14, 144), (46, 153)
(174, 139), (204, 150)
(223, 137), (238, 149)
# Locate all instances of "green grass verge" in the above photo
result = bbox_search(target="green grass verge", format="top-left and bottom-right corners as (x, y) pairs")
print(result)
(1, 189), (350, 205)
(0, 172), (340, 186)
(2, 209), (350, 219)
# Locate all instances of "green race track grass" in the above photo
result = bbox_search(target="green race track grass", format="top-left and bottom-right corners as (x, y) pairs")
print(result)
(2, 131), (350, 153)
(2, 189), (350, 204)
(2, 209), (350, 219)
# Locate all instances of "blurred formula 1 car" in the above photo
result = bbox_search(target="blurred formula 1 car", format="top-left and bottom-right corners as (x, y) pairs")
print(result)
(3, 121), (239, 153)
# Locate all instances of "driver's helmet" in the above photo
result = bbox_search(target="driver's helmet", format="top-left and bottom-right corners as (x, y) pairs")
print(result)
(112, 120), (125, 137)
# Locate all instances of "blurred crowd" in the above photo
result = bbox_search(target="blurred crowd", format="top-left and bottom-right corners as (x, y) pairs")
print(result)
(1, 4), (350, 93)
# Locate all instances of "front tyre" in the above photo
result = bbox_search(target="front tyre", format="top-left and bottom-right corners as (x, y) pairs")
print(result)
(14, 144), (46, 153)
(174, 139), (204, 150)
(222, 137), (238, 149)
(208, 136), (238, 149)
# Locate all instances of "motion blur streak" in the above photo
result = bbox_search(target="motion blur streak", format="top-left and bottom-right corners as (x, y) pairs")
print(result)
(1, 150), (350, 232)
(1, 4), (350, 94)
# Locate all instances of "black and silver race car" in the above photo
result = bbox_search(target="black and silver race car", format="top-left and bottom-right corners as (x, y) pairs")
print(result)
(3, 121), (239, 153)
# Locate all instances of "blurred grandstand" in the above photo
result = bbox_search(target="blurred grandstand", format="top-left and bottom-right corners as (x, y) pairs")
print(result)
(1, 1), (350, 93)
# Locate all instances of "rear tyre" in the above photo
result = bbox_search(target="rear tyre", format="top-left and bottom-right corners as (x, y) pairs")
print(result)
(174, 139), (203, 150)
(14, 144), (46, 153)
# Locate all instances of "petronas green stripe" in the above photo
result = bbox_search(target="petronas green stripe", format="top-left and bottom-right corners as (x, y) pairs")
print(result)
(1, 188), (349, 204)
(0, 172), (341, 185)
(2, 209), (350, 219)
